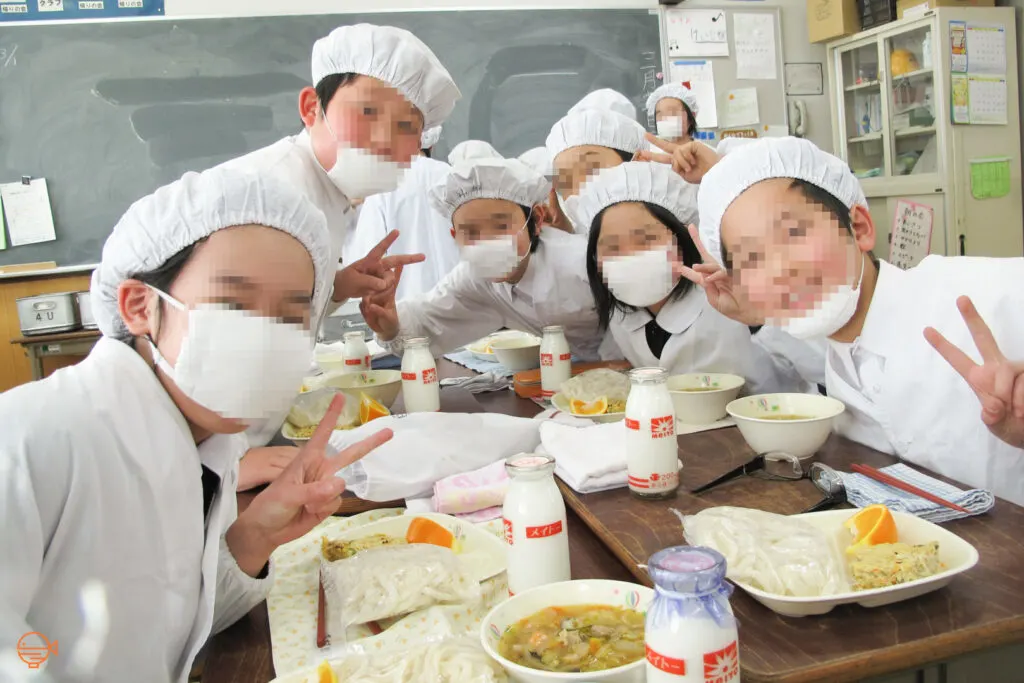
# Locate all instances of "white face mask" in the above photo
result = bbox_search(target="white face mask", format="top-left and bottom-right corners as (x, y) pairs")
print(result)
(459, 216), (529, 280)
(602, 246), (678, 308)
(557, 192), (586, 234)
(321, 109), (408, 200)
(771, 251), (866, 340)
(147, 287), (313, 422)
(657, 116), (685, 140)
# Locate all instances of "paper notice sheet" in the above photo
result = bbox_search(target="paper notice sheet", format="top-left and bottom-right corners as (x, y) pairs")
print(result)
(0, 178), (57, 247)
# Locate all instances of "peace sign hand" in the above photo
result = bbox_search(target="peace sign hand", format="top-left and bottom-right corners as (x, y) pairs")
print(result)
(635, 134), (722, 184)
(674, 224), (764, 327)
(335, 230), (425, 301)
(226, 395), (395, 576)
(924, 296), (1024, 449)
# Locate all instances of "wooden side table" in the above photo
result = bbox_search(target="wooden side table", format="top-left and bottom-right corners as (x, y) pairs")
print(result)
(11, 330), (101, 381)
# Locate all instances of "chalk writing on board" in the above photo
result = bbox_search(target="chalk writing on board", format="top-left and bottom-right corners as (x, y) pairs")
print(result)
(889, 199), (933, 270)
(0, 45), (18, 68)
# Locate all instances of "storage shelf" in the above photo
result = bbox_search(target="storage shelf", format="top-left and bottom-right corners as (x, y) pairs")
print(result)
(848, 132), (884, 143)
(845, 80), (880, 92)
(894, 125), (936, 138)
(891, 67), (933, 81)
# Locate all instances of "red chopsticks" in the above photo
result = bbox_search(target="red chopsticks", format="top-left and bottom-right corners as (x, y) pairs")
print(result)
(851, 463), (970, 514)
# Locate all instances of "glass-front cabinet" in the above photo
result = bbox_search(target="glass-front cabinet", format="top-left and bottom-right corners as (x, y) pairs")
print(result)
(830, 16), (942, 191)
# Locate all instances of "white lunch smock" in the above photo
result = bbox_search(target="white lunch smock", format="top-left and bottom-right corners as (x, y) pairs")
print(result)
(0, 339), (271, 682)
(219, 131), (354, 301)
(380, 227), (617, 362)
(826, 256), (1024, 505)
(343, 155), (459, 300)
(609, 288), (821, 394)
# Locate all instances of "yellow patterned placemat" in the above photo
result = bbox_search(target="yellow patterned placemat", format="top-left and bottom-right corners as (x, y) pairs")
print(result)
(266, 509), (508, 679)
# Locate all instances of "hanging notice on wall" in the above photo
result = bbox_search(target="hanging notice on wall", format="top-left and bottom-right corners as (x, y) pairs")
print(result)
(950, 21), (968, 73)
(967, 75), (1008, 124)
(669, 59), (719, 129)
(666, 9), (729, 58)
(734, 13), (777, 80)
(890, 200), (933, 270)
(966, 24), (1006, 75)
(0, 0), (163, 22)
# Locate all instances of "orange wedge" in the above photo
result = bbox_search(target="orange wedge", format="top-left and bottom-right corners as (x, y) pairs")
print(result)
(844, 504), (898, 550)
(359, 393), (390, 425)
(570, 397), (609, 416)
(316, 660), (338, 683)
(406, 517), (455, 549)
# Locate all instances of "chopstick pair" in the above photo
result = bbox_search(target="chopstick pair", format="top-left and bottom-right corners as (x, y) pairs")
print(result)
(850, 463), (970, 514)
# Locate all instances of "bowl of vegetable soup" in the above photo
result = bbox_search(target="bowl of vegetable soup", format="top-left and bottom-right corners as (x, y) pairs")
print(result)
(481, 579), (652, 683)
(726, 393), (846, 460)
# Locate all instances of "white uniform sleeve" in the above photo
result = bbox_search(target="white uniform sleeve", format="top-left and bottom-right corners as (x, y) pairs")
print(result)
(378, 265), (505, 357)
(753, 326), (828, 389)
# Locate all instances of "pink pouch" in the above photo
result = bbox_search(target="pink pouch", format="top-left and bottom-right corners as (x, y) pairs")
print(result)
(433, 460), (510, 515)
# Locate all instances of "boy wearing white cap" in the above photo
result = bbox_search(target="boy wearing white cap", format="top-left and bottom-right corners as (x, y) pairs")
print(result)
(344, 125), (460, 300)
(519, 146), (574, 234)
(0, 167), (392, 682)
(572, 161), (816, 393)
(646, 83), (699, 144)
(546, 107), (648, 233)
(221, 24), (461, 311)
(361, 157), (614, 361)
(695, 136), (1024, 503)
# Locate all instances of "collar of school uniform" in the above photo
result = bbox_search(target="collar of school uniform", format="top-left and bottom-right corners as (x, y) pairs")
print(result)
(617, 288), (704, 335)
(851, 258), (905, 356)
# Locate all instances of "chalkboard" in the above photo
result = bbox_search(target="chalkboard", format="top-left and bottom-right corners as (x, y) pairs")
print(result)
(0, 9), (662, 267)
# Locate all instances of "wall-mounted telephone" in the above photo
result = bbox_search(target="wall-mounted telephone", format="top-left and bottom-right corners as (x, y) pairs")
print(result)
(789, 100), (808, 138)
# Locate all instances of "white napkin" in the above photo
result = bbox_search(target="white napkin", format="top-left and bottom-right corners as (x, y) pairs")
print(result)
(439, 372), (511, 394)
(539, 418), (735, 494)
(332, 412), (540, 501)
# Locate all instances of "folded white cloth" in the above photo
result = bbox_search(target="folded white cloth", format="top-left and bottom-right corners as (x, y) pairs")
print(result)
(539, 419), (734, 494)
(440, 372), (511, 394)
(333, 412), (540, 501)
(404, 496), (504, 523)
(839, 463), (995, 524)
(443, 349), (515, 377)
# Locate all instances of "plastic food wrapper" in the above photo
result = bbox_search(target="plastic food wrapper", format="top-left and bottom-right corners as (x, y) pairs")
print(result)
(321, 544), (482, 637)
(559, 368), (630, 403)
(287, 388), (359, 429)
(306, 635), (507, 683)
(678, 507), (851, 597)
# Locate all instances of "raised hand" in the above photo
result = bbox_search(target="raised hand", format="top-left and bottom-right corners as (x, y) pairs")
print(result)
(675, 224), (764, 327)
(924, 296), (1024, 449)
(359, 264), (403, 341)
(226, 395), (394, 575)
(635, 134), (722, 184)
(335, 230), (425, 301)
(237, 446), (300, 492)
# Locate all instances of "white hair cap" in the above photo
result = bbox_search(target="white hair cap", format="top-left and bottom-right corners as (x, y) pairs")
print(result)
(311, 24), (461, 129)
(697, 136), (867, 266)
(91, 167), (332, 341)
(645, 83), (700, 118)
(518, 147), (554, 179)
(573, 162), (699, 234)
(568, 89), (638, 121)
(428, 158), (551, 222)
(545, 108), (647, 161)
(420, 125), (443, 150)
(447, 140), (502, 166)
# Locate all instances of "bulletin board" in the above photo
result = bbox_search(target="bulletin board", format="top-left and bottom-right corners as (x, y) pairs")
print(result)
(658, 6), (788, 138)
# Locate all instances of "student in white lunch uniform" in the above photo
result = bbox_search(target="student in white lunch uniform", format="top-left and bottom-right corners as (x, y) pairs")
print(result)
(573, 161), (816, 394)
(343, 126), (460, 300)
(546, 107), (648, 234)
(0, 167), (392, 683)
(519, 146), (574, 235)
(694, 136), (1024, 503)
(220, 24), (460, 315)
(361, 155), (615, 362)
(646, 83), (699, 145)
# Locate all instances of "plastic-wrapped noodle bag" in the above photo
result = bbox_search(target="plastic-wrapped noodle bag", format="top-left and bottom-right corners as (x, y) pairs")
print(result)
(287, 388), (359, 429)
(307, 635), (506, 683)
(677, 507), (851, 597)
(559, 369), (630, 406)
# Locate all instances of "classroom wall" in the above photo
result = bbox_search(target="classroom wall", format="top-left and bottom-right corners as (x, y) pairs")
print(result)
(163, 0), (834, 152)
(997, 1), (1024, 164)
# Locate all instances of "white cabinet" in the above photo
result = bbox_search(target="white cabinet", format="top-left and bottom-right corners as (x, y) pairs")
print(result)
(826, 8), (1023, 258)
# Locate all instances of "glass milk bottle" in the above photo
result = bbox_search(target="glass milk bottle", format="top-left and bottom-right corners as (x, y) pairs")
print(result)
(539, 325), (571, 399)
(625, 367), (679, 499)
(342, 330), (371, 374)
(400, 337), (440, 413)
(645, 546), (739, 683)
(502, 454), (571, 596)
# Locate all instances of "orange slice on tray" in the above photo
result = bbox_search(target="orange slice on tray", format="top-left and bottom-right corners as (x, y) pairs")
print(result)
(406, 517), (463, 552)
(844, 504), (898, 550)
(570, 397), (609, 416)
(359, 393), (390, 425)
(316, 660), (338, 683)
